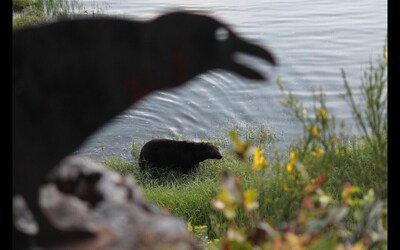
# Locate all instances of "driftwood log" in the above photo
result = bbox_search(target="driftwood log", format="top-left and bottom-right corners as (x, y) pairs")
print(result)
(14, 156), (200, 250)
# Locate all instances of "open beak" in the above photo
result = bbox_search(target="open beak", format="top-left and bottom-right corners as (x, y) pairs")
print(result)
(220, 33), (277, 81)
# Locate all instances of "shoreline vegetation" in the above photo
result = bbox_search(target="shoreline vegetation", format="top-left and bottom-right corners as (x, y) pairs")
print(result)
(12, 0), (100, 29)
(13, 0), (46, 28)
(106, 51), (388, 249)
(13, 1), (387, 249)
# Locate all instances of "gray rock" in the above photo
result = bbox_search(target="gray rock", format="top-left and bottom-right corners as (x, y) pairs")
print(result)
(36, 156), (200, 250)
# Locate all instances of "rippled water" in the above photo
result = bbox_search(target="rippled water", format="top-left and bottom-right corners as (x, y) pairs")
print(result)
(75, 0), (387, 161)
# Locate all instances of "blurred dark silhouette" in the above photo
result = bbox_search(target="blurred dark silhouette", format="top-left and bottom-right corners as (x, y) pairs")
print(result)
(13, 11), (276, 248)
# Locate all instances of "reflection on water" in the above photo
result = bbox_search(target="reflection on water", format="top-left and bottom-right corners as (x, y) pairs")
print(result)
(76, 0), (387, 161)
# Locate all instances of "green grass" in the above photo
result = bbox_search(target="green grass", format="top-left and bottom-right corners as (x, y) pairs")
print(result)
(104, 146), (256, 232)
(13, 0), (33, 12)
(326, 138), (387, 198)
(13, 0), (85, 29)
(13, 0), (47, 29)
(103, 131), (386, 239)
(103, 157), (135, 176)
(13, 11), (46, 29)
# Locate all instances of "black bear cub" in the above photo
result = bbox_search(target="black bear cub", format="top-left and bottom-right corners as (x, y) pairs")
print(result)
(139, 139), (222, 174)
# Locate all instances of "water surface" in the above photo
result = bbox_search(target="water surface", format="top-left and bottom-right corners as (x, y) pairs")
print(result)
(76, 0), (387, 161)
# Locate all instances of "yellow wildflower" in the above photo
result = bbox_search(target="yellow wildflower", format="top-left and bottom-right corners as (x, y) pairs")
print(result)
(302, 108), (307, 116)
(341, 183), (362, 206)
(319, 108), (327, 120)
(252, 147), (270, 171)
(243, 189), (259, 211)
(311, 148), (324, 158)
(279, 99), (286, 106)
(285, 232), (305, 250)
(253, 147), (264, 170)
(228, 129), (250, 159)
(211, 171), (242, 219)
(310, 125), (320, 138)
(227, 228), (246, 242)
(286, 162), (294, 173)
(384, 50), (388, 65)
(283, 184), (289, 191)
(286, 151), (296, 173)
(187, 222), (193, 232)
(303, 184), (315, 193)
(290, 151), (296, 161)
(351, 241), (365, 250)
(212, 190), (239, 219)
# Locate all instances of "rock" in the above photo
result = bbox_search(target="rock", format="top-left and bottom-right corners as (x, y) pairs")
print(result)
(35, 156), (200, 250)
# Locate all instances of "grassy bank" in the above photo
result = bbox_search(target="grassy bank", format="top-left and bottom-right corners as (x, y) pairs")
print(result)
(104, 128), (386, 232)
(103, 48), (387, 248)
(12, 0), (85, 29)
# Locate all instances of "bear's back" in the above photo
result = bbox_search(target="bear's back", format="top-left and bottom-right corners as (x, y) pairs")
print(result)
(139, 139), (197, 170)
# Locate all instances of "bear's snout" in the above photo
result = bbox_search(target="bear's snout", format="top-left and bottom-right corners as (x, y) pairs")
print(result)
(212, 150), (223, 159)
